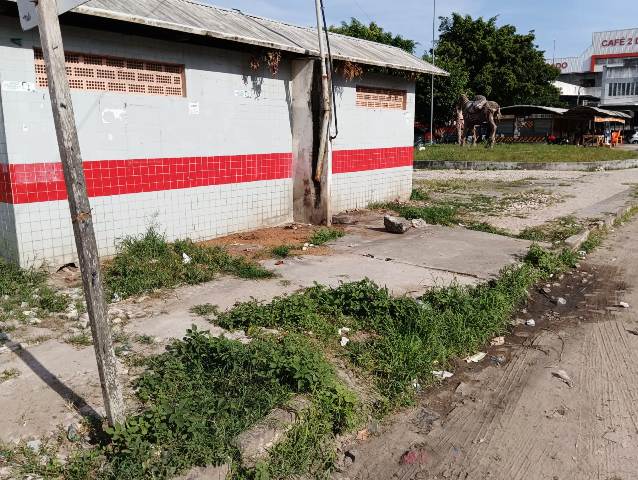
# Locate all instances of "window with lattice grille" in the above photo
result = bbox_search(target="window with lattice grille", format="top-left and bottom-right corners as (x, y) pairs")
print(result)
(355, 86), (407, 110)
(34, 49), (185, 97)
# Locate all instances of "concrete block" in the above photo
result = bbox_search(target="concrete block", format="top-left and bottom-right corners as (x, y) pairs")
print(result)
(233, 396), (312, 468)
(565, 229), (590, 251)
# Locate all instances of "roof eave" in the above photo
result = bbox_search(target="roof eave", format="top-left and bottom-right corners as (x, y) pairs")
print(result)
(74, 4), (448, 76)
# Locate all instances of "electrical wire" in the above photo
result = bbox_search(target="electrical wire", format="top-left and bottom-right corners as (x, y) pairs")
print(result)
(319, 0), (339, 140)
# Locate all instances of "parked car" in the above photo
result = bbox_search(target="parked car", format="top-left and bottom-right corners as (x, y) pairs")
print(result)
(630, 130), (638, 144)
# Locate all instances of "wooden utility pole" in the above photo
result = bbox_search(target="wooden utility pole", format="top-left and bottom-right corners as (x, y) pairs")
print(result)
(313, 0), (331, 184)
(36, 0), (125, 426)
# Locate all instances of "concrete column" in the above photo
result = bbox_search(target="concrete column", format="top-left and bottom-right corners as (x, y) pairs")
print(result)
(291, 58), (330, 225)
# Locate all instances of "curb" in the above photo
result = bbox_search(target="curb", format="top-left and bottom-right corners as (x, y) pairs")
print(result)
(414, 158), (638, 172)
(565, 204), (637, 251)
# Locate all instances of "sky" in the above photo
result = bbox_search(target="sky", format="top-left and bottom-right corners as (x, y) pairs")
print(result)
(201, 0), (638, 59)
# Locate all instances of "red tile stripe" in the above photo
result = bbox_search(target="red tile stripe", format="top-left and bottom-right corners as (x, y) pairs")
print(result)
(2, 153), (292, 205)
(0, 164), (12, 204)
(0, 147), (414, 205)
(332, 146), (413, 174)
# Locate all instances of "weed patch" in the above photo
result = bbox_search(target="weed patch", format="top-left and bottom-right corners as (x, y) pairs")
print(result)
(580, 230), (604, 253)
(65, 333), (93, 348)
(410, 188), (430, 201)
(96, 328), (356, 479)
(0, 368), (20, 383)
(271, 245), (293, 258)
(377, 202), (459, 226)
(104, 228), (272, 299)
(189, 303), (220, 321)
(518, 216), (583, 243)
(0, 260), (69, 325)
(310, 228), (345, 246)
(215, 249), (571, 406)
(524, 244), (577, 280)
(466, 222), (513, 236)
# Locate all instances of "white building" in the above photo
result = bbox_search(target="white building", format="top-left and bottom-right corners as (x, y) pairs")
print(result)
(0, 0), (446, 268)
(549, 28), (638, 117)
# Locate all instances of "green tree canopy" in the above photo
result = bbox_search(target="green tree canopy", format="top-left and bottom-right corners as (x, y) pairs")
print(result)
(329, 15), (562, 125)
(329, 18), (417, 54)
(428, 14), (562, 121)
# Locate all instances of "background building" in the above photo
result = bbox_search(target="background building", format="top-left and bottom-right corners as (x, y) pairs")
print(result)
(550, 28), (638, 120)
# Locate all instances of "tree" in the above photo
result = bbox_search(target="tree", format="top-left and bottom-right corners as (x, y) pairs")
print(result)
(432, 14), (562, 117)
(330, 15), (562, 126)
(329, 18), (417, 54)
(417, 55), (469, 123)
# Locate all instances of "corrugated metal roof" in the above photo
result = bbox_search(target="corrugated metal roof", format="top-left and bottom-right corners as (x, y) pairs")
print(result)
(501, 105), (569, 115)
(56, 0), (446, 75)
(565, 106), (633, 119)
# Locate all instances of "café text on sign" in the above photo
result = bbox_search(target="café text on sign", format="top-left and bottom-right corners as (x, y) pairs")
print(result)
(601, 37), (638, 48)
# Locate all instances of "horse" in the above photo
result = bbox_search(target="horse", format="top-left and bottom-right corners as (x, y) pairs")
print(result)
(456, 94), (502, 147)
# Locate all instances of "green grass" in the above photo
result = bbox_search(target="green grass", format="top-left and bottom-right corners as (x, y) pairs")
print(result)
(5, 244), (581, 479)
(134, 334), (155, 345)
(106, 330), (355, 479)
(0, 260), (70, 325)
(518, 216), (584, 243)
(378, 203), (459, 226)
(271, 245), (293, 258)
(65, 333), (93, 348)
(410, 188), (430, 201)
(0, 368), (20, 383)
(189, 303), (220, 321)
(104, 228), (273, 300)
(466, 222), (513, 236)
(214, 244), (576, 405)
(580, 230), (604, 253)
(309, 228), (344, 246)
(415, 144), (636, 163)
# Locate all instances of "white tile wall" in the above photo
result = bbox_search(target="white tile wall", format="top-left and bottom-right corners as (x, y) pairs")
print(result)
(332, 166), (412, 213)
(13, 179), (293, 268)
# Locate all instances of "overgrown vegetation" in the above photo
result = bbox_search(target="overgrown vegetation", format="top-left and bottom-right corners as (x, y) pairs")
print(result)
(0, 368), (20, 383)
(4, 242), (587, 479)
(414, 144), (635, 163)
(309, 228), (345, 246)
(518, 216), (583, 244)
(21, 329), (357, 480)
(374, 202), (459, 226)
(189, 303), (220, 320)
(271, 245), (293, 258)
(104, 228), (272, 299)
(213, 243), (579, 405)
(373, 189), (585, 245)
(0, 260), (69, 325)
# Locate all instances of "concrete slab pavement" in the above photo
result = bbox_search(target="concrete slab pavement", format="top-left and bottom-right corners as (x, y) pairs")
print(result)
(0, 222), (535, 443)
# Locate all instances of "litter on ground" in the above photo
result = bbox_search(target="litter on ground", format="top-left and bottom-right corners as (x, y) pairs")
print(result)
(465, 352), (487, 363)
(490, 336), (505, 346)
(552, 369), (574, 388)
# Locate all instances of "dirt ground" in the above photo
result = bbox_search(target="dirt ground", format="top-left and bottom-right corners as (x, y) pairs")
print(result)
(413, 169), (638, 234)
(334, 216), (638, 480)
(202, 224), (337, 259)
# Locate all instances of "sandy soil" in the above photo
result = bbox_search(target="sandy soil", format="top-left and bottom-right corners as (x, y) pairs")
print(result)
(335, 216), (638, 480)
(202, 224), (338, 259)
(414, 169), (638, 233)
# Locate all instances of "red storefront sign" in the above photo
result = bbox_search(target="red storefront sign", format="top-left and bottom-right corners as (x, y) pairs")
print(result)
(601, 37), (638, 48)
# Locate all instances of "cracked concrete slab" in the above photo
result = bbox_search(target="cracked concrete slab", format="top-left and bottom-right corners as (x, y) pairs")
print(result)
(0, 223), (534, 444)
